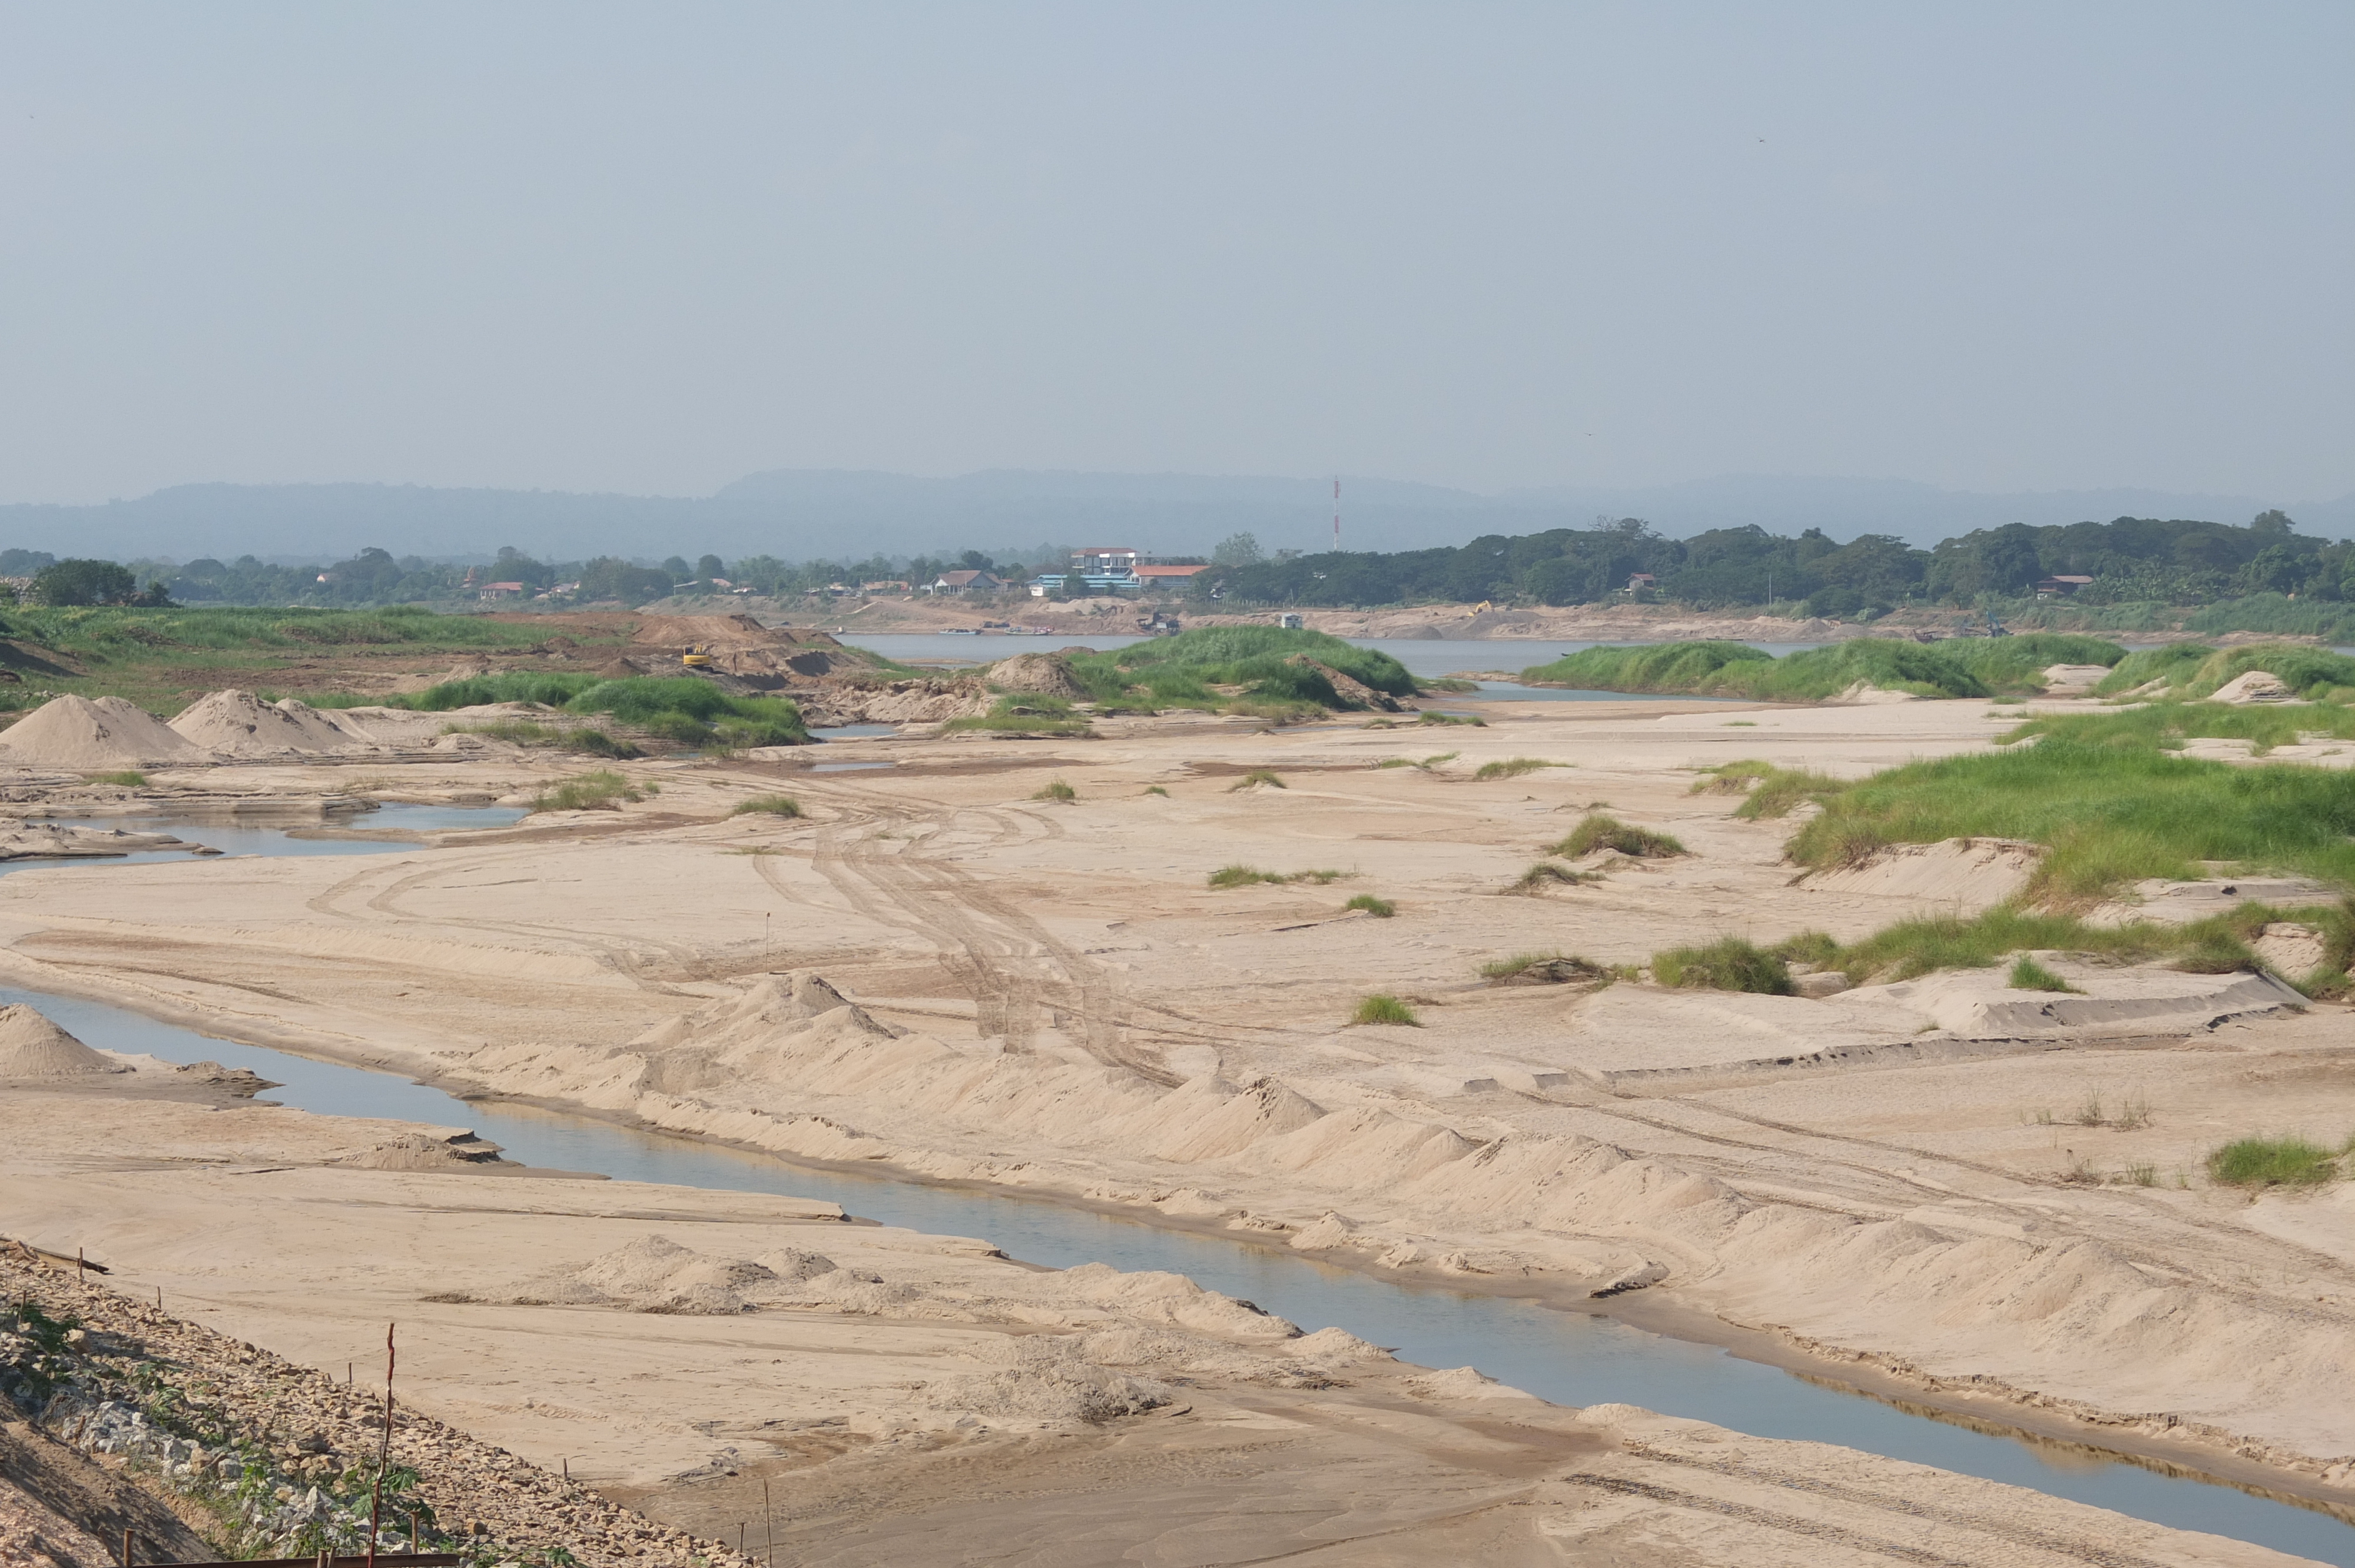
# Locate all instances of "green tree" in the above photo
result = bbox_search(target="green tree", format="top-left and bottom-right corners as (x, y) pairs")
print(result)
(32, 558), (138, 606)
(696, 553), (725, 579)
(1212, 532), (1264, 566)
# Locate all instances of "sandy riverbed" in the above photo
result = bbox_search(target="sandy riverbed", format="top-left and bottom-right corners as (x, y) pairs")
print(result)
(1, 691), (2350, 1558)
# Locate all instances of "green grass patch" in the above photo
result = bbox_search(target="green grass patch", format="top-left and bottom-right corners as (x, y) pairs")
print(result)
(443, 719), (645, 758)
(1062, 626), (1417, 716)
(387, 670), (808, 748)
(1229, 768), (1285, 790)
(1524, 634), (2125, 702)
(1772, 729), (2355, 903)
(1376, 751), (1457, 771)
(1344, 893), (1395, 918)
(84, 770), (147, 787)
(532, 769), (646, 812)
(1206, 863), (1349, 888)
(1474, 757), (1564, 780)
(1551, 812), (1687, 859)
(730, 794), (802, 818)
(1477, 951), (1608, 984)
(2008, 956), (2079, 992)
(2206, 1136), (2340, 1188)
(1651, 936), (1793, 995)
(1418, 710), (1485, 726)
(1144, 785), (1169, 796)
(1033, 779), (1077, 802)
(1349, 994), (1421, 1026)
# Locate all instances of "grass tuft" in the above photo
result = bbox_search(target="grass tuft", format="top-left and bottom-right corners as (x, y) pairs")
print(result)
(1206, 864), (1350, 889)
(1651, 936), (1793, 995)
(532, 769), (645, 813)
(1344, 893), (1395, 918)
(1418, 710), (1485, 726)
(1474, 757), (1564, 780)
(1033, 779), (1077, 802)
(1229, 768), (1285, 790)
(1349, 994), (1421, 1026)
(2206, 1136), (2339, 1188)
(1144, 785), (1169, 796)
(1507, 861), (1596, 895)
(730, 794), (802, 818)
(2008, 956), (2079, 992)
(1551, 812), (1687, 859)
(85, 770), (148, 787)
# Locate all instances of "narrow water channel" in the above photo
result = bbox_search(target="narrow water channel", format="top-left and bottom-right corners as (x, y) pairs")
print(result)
(5, 818), (2349, 1563)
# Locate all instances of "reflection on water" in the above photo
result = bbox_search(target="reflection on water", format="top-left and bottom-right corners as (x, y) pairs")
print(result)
(9, 983), (2346, 1563)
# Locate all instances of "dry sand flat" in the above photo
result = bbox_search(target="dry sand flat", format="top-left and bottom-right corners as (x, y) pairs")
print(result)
(0, 697), (2350, 1516)
(0, 1073), (2316, 1567)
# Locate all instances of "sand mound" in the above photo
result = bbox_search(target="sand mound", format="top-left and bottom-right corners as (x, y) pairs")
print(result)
(0, 695), (210, 769)
(926, 1338), (1170, 1422)
(2251, 923), (2331, 979)
(2040, 663), (2111, 694)
(0, 1004), (122, 1077)
(1797, 837), (2042, 912)
(2088, 875), (2336, 926)
(169, 690), (373, 757)
(2210, 670), (2295, 704)
(333, 1130), (508, 1170)
(519, 1234), (819, 1314)
(1825, 680), (1919, 706)
(1282, 656), (1404, 711)
(984, 653), (1089, 700)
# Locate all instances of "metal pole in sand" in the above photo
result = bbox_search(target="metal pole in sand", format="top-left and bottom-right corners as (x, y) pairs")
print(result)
(366, 1322), (395, 1568)
(762, 1477), (773, 1568)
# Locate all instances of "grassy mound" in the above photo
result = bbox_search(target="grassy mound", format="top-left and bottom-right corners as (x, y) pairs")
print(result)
(1524, 634), (2125, 702)
(1551, 813), (1686, 859)
(1066, 627), (1415, 715)
(1651, 936), (1792, 994)
(532, 769), (649, 812)
(1349, 994), (1420, 1026)
(1754, 733), (2355, 903)
(2092, 642), (2355, 700)
(379, 670), (808, 748)
(941, 695), (1092, 736)
(2207, 1136), (2341, 1188)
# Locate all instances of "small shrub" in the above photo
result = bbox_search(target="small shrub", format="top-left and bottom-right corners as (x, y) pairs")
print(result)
(1033, 779), (1077, 802)
(2008, 956), (2079, 993)
(2112, 1091), (2153, 1131)
(2206, 1136), (2337, 1188)
(2074, 1092), (2107, 1127)
(1209, 864), (1284, 888)
(2124, 1162), (2159, 1187)
(1507, 862), (1595, 895)
(1474, 758), (1563, 780)
(85, 770), (147, 787)
(532, 769), (644, 812)
(1229, 768), (1285, 790)
(1651, 936), (1793, 995)
(1144, 785), (1169, 796)
(1552, 813), (1687, 859)
(1349, 994), (1421, 1026)
(1345, 894), (1395, 918)
(731, 795), (802, 818)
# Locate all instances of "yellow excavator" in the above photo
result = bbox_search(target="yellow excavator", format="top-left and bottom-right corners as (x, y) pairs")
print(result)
(681, 643), (714, 669)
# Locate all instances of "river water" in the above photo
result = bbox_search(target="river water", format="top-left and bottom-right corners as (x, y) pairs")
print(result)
(8, 812), (2348, 1563)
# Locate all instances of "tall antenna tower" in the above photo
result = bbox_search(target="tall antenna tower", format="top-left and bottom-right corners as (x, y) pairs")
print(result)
(1332, 478), (1341, 554)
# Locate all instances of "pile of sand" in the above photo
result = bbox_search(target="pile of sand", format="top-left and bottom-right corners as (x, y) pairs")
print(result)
(0, 1005), (124, 1078)
(2210, 670), (2295, 704)
(168, 690), (374, 758)
(1825, 680), (1920, 706)
(2039, 663), (2112, 694)
(0, 695), (210, 769)
(517, 1234), (839, 1315)
(1283, 656), (1404, 712)
(333, 1130), (508, 1171)
(1797, 837), (2043, 912)
(984, 653), (1090, 700)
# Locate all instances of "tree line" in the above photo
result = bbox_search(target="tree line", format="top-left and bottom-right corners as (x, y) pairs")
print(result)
(1, 511), (2345, 613)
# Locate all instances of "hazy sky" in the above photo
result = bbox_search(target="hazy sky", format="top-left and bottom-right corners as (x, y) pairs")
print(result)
(2, 2), (2348, 505)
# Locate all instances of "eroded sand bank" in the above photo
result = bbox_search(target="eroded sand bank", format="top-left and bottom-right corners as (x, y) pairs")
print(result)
(0, 1062), (2321, 1567)
(1, 692), (2350, 1539)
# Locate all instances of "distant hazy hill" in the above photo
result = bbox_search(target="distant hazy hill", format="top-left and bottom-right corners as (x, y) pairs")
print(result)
(1, 470), (2344, 563)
